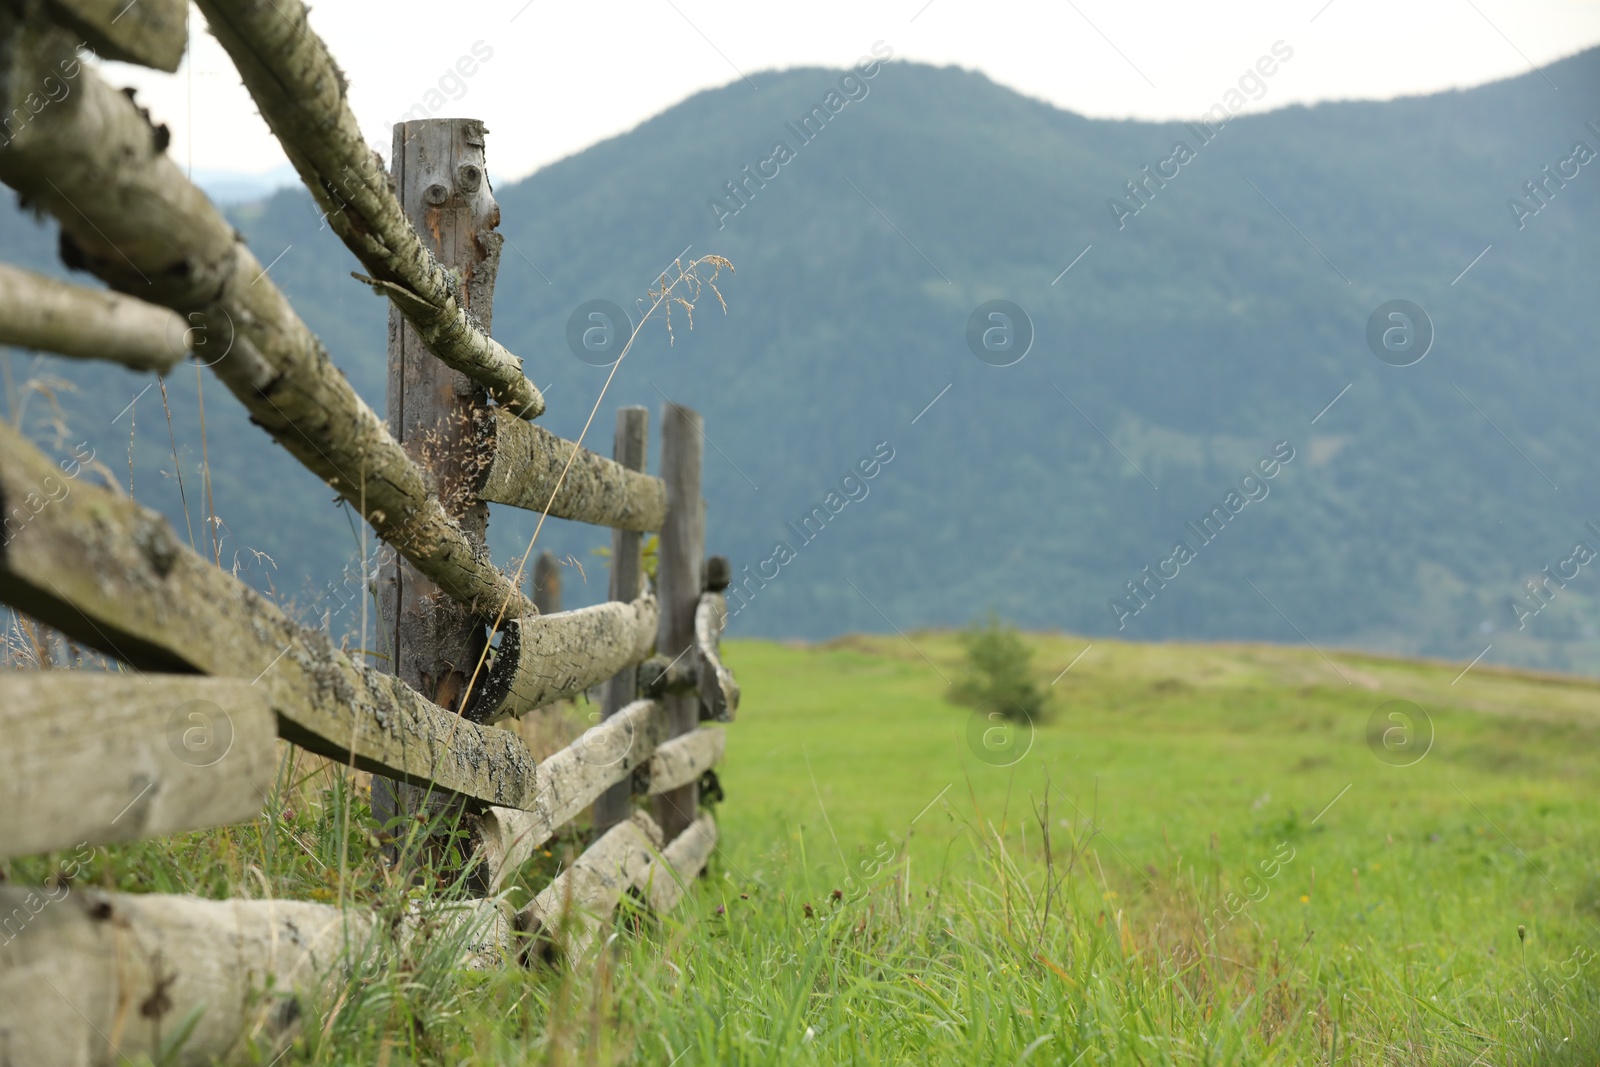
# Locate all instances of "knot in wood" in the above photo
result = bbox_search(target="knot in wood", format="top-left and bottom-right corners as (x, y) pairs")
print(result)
(424, 183), (450, 206)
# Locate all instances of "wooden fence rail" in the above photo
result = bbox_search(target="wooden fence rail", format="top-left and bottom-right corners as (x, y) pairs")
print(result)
(0, 1), (741, 1060)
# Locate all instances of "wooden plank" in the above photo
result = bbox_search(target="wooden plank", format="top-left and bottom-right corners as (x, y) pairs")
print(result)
(467, 594), (659, 724)
(652, 404), (704, 840)
(480, 411), (667, 531)
(641, 812), (717, 914)
(371, 117), (499, 867)
(0, 263), (187, 373)
(478, 700), (667, 892)
(0, 420), (542, 811)
(0, 887), (376, 1067)
(43, 0), (186, 71)
(193, 0), (542, 417)
(594, 406), (649, 832)
(520, 812), (662, 964)
(0, 674), (275, 860)
(646, 727), (724, 796)
(0, 24), (535, 626)
(379, 117), (498, 715)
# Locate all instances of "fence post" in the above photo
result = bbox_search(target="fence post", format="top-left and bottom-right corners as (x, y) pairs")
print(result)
(371, 118), (501, 872)
(592, 406), (650, 832)
(653, 403), (704, 841)
(531, 550), (562, 615)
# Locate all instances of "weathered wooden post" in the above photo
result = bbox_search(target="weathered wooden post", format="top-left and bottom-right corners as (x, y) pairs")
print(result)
(372, 118), (501, 865)
(593, 406), (649, 832)
(652, 403), (704, 840)
(531, 549), (562, 615)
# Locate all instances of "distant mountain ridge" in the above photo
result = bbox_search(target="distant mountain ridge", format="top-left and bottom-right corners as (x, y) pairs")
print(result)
(3, 48), (1598, 673)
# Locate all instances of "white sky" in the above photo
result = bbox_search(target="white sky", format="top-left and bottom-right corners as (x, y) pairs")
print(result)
(115, 0), (1600, 185)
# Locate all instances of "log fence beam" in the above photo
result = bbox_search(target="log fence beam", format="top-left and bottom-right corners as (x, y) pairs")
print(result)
(0, 263), (189, 373)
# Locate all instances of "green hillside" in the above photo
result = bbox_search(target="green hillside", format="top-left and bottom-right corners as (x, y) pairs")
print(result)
(3, 51), (1598, 671)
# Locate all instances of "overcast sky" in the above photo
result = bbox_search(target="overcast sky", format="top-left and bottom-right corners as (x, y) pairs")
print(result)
(113, 0), (1600, 186)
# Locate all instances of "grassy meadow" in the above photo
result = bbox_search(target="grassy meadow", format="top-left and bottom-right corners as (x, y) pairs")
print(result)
(7, 631), (1600, 1065)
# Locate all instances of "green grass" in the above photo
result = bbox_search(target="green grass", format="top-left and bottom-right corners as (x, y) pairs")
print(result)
(9, 633), (1600, 1064)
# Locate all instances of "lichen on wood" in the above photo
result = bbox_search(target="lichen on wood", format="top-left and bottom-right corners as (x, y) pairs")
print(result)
(477, 699), (668, 891)
(640, 812), (718, 914)
(467, 594), (660, 723)
(0, 420), (541, 810)
(646, 727), (725, 796)
(0, 263), (189, 373)
(518, 811), (663, 963)
(481, 412), (667, 531)
(0, 674), (276, 860)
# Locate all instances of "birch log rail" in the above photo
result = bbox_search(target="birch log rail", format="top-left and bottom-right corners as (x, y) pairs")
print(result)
(0, 419), (544, 808)
(482, 412), (668, 530)
(0, 2), (743, 1060)
(467, 594), (661, 723)
(0, 263), (189, 374)
(0, 674), (276, 860)
(477, 699), (670, 891)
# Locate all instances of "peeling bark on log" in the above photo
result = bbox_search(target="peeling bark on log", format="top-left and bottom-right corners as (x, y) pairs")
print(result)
(468, 594), (659, 724)
(641, 812), (717, 914)
(519, 812), (662, 964)
(0, 674), (276, 861)
(694, 591), (739, 723)
(646, 728), (725, 796)
(193, 0), (543, 417)
(478, 700), (667, 892)
(0, 19), (534, 625)
(480, 411), (667, 531)
(43, 0), (187, 71)
(0, 263), (188, 373)
(0, 887), (377, 1067)
(0, 420), (541, 810)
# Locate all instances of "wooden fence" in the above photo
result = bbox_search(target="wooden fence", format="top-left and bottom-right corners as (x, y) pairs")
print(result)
(0, 2), (737, 1063)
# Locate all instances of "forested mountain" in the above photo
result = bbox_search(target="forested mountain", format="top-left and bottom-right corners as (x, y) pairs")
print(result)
(4, 49), (1597, 671)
